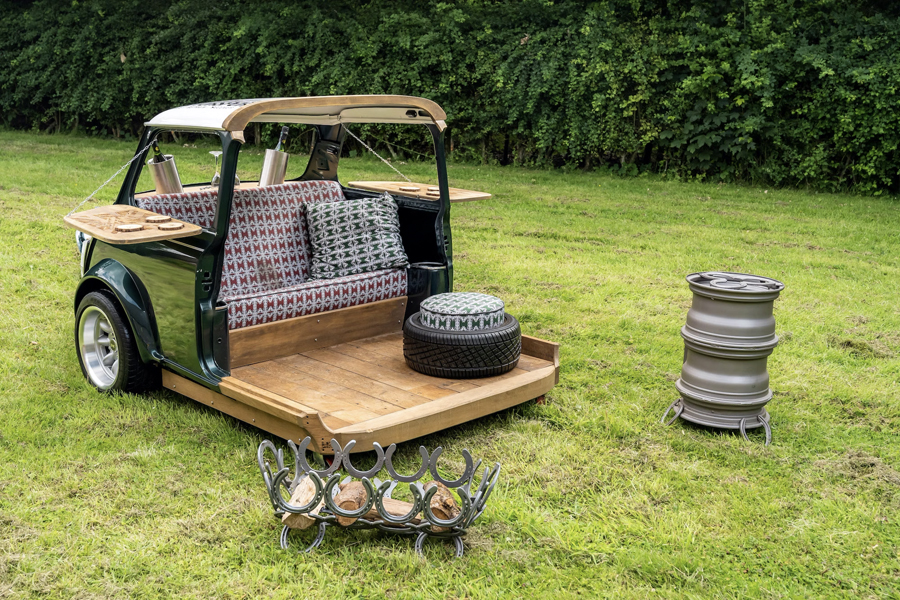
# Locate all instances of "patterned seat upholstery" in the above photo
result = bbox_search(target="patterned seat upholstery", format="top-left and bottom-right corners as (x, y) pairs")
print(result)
(220, 181), (406, 329)
(136, 188), (218, 228)
(219, 181), (346, 299)
(137, 180), (407, 330)
(224, 268), (408, 330)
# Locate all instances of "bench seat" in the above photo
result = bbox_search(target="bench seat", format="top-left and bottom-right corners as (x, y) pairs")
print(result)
(138, 180), (407, 331)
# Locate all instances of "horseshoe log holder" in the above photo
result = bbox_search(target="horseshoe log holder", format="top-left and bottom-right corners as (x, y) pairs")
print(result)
(662, 272), (785, 445)
(257, 437), (500, 558)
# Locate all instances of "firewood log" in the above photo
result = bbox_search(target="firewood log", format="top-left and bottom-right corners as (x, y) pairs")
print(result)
(281, 475), (324, 530)
(424, 481), (460, 532)
(332, 481), (369, 526)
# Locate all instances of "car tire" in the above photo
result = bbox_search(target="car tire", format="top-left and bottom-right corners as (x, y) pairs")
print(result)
(402, 312), (521, 379)
(75, 290), (160, 393)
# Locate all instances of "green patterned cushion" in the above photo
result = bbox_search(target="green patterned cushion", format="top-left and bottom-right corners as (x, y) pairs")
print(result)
(307, 193), (409, 280)
(419, 292), (505, 331)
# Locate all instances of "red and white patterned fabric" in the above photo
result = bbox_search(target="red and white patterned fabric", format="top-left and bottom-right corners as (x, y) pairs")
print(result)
(139, 180), (407, 330)
(219, 180), (345, 299)
(136, 189), (219, 228)
(225, 267), (408, 329)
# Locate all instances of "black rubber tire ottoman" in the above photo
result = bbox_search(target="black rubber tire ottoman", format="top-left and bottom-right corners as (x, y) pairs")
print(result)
(403, 292), (521, 379)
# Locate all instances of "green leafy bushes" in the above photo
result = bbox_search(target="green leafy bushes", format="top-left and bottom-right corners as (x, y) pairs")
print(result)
(1, 0), (898, 192)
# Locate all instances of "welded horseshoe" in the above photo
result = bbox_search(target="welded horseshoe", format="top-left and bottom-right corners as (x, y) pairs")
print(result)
(428, 447), (474, 488)
(286, 439), (306, 480)
(323, 476), (376, 521)
(459, 458), (483, 498)
(257, 440), (282, 481)
(415, 532), (464, 559)
(740, 416), (772, 447)
(660, 398), (683, 426)
(281, 522), (327, 553)
(272, 470), (325, 514)
(294, 437), (343, 478)
(341, 441), (385, 479)
(374, 480), (422, 525)
(385, 444), (430, 483)
(421, 483), (470, 529)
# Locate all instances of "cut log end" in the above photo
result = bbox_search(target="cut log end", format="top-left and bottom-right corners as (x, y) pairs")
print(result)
(333, 481), (369, 526)
(424, 481), (461, 532)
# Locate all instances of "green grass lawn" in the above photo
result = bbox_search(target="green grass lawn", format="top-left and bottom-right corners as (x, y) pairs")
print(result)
(1, 129), (899, 599)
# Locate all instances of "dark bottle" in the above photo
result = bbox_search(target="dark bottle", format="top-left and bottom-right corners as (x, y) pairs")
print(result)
(274, 126), (289, 152)
(151, 140), (167, 163)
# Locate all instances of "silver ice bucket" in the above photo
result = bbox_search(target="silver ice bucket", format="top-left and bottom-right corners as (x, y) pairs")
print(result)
(259, 149), (289, 187)
(147, 155), (184, 195)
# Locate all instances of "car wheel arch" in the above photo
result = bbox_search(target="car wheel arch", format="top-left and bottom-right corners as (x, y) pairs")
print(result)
(75, 259), (161, 364)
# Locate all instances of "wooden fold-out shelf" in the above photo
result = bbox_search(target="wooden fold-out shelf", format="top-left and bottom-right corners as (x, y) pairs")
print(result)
(64, 205), (202, 244)
(163, 332), (558, 453)
(348, 181), (491, 203)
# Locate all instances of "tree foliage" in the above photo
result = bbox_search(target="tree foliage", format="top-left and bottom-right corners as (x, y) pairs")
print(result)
(1, 0), (899, 192)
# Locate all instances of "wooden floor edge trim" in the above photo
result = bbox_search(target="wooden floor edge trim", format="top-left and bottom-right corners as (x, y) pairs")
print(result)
(161, 371), (311, 444)
(333, 365), (556, 436)
(521, 335), (560, 368)
(219, 377), (321, 420)
(218, 376), (337, 442)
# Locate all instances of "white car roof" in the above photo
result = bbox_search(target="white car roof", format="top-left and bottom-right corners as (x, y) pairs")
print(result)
(145, 96), (447, 137)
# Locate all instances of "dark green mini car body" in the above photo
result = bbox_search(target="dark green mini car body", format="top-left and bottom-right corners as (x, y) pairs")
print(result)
(76, 97), (454, 389)
(72, 96), (558, 452)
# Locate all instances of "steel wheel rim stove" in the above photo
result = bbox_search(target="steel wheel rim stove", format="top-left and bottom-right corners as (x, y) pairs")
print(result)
(663, 272), (785, 445)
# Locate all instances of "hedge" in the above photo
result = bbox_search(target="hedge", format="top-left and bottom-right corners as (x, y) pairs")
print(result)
(1, 0), (899, 193)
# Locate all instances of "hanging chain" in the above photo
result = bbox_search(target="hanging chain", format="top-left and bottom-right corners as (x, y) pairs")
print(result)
(66, 137), (158, 217)
(341, 125), (411, 183)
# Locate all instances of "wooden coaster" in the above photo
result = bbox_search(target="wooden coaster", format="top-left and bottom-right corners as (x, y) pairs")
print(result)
(115, 223), (143, 233)
(145, 215), (171, 223)
(427, 186), (439, 192)
(158, 222), (184, 231)
(426, 190), (440, 197)
(399, 185), (421, 192)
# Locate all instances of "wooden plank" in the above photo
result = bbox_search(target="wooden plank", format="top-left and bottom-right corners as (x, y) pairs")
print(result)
(231, 362), (388, 422)
(348, 332), (404, 356)
(333, 340), (533, 387)
(271, 354), (432, 409)
(407, 384), (458, 400)
(333, 365), (557, 451)
(510, 354), (552, 372)
(219, 376), (318, 417)
(163, 371), (311, 442)
(299, 348), (427, 391)
(64, 205), (202, 244)
(229, 297), (408, 368)
(347, 181), (491, 203)
(326, 341), (472, 385)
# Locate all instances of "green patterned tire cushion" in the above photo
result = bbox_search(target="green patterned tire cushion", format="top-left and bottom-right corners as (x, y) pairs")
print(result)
(419, 292), (505, 331)
(306, 192), (409, 280)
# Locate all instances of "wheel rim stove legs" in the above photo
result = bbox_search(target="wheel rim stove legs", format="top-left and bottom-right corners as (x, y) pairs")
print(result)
(662, 397), (773, 446)
(663, 271), (785, 446)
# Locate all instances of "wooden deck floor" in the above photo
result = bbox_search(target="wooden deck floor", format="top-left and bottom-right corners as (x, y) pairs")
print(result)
(193, 331), (558, 451)
(229, 332), (555, 432)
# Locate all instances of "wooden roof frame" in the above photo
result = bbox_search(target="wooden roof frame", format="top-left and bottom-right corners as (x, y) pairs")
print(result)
(145, 96), (448, 139)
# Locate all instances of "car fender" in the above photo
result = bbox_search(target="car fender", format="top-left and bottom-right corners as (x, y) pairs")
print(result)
(75, 259), (160, 363)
